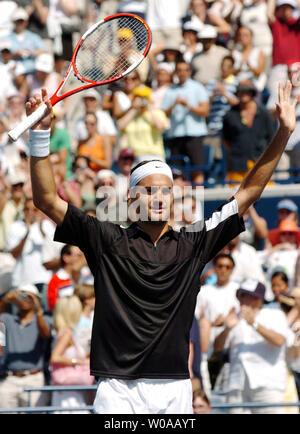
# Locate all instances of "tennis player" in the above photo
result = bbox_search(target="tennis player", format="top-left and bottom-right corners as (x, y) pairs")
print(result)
(27, 84), (296, 414)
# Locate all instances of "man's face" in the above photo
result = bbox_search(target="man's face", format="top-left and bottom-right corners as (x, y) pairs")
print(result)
(221, 58), (234, 78)
(175, 63), (191, 84)
(214, 257), (234, 284)
(129, 174), (174, 223)
(118, 155), (134, 175)
(24, 200), (38, 224)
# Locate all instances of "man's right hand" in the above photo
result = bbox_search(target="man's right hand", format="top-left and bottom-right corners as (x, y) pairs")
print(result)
(26, 88), (54, 131)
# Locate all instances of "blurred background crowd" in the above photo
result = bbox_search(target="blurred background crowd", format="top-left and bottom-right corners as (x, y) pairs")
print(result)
(1, 0), (300, 414)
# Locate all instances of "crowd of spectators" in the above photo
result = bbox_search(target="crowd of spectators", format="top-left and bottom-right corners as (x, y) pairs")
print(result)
(0, 0), (300, 414)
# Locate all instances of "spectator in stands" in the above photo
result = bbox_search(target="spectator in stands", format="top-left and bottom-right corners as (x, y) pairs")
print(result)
(191, 24), (229, 86)
(17, 0), (49, 42)
(106, 71), (141, 121)
(146, 0), (186, 46)
(50, 109), (72, 179)
(0, 1), (17, 38)
(192, 388), (211, 414)
(184, 0), (230, 36)
(232, 26), (267, 95)
(28, 53), (58, 99)
(162, 61), (209, 184)
(118, 85), (168, 163)
(0, 170), (26, 251)
(271, 62), (300, 174)
(266, 0), (300, 110)
(271, 270), (290, 304)
(87, 0), (119, 25)
(117, 0), (147, 19)
(205, 55), (239, 166)
(115, 148), (135, 200)
(181, 21), (203, 64)
(50, 152), (82, 208)
(264, 219), (299, 293)
(74, 283), (95, 356)
(239, 204), (268, 250)
(72, 155), (96, 210)
(2, 7), (47, 75)
(214, 279), (288, 414)
(239, 0), (273, 70)
(47, 244), (83, 312)
(148, 41), (183, 76)
(4, 92), (28, 155)
(195, 253), (240, 394)
(0, 283), (51, 408)
(5, 197), (54, 294)
(74, 89), (117, 148)
(76, 112), (113, 173)
(223, 80), (276, 184)
(50, 295), (92, 413)
(95, 169), (129, 226)
(221, 234), (266, 286)
(151, 63), (173, 110)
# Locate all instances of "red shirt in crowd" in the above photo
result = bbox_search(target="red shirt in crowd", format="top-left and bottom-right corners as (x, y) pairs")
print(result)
(47, 269), (73, 311)
(271, 18), (300, 66)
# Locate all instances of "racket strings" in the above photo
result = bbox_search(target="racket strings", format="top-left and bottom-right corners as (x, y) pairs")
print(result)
(74, 16), (149, 83)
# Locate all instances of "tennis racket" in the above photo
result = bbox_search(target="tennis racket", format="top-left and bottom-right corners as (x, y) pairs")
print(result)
(8, 13), (152, 141)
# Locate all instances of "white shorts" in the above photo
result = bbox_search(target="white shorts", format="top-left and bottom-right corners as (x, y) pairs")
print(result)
(93, 377), (193, 414)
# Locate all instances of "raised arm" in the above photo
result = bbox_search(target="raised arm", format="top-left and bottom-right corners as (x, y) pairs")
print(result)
(234, 81), (297, 216)
(27, 89), (68, 226)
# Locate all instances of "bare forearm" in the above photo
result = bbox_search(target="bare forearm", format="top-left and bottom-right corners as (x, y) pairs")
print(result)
(188, 103), (209, 117)
(255, 323), (285, 347)
(10, 231), (29, 259)
(30, 156), (67, 225)
(235, 126), (292, 215)
(214, 328), (230, 352)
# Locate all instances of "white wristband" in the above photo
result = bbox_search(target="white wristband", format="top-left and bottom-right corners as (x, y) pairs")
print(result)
(29, 129), (50, 157)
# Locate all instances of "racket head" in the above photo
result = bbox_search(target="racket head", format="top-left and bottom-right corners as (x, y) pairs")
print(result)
(74, 13), (151, 84)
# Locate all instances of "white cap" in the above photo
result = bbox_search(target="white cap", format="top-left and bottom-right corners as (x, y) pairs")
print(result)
(96, 169), (116, 183)
(13, 7), (29, 22)
(17, 283), (41, 298)
(198, 24), (217, 39)
(0, 40), (11, 51)
(35, 53), (54, 74)
(276, 0), (298, 7)
(82, 88), (101, 101)
(157, 62), (174, 75)
(183, 21), (202, 33)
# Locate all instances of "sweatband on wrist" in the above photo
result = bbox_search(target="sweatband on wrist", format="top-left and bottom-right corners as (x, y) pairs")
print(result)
(29, 129), (50, 157)
(129, 161), (173, 188)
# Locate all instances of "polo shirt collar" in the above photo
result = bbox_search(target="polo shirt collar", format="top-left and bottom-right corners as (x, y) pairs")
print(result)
(126, 222), (179, 241)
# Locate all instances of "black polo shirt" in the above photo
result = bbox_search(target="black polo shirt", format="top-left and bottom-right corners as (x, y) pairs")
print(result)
(54, 198), (244, 380)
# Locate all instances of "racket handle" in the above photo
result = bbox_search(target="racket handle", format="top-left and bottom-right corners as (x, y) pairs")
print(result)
(8, 103), (48, 142)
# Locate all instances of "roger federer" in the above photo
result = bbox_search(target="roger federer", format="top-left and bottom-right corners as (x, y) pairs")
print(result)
(27, 84), (296, 414)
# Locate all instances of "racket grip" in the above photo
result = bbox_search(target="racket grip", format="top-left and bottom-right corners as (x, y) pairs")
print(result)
(8, 103), (48, 142)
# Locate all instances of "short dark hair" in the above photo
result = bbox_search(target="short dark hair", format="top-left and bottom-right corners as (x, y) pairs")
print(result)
(271, 270), (289, 284)
(222, 55), (234, 66)
(60, 244), (72, 267)
(213, 253), (235, 267)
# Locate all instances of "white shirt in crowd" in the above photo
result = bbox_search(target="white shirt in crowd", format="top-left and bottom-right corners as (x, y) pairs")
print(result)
(224, 307), (288, 393)
(195, 281), (240, 346)
(6, 219), (55, 287)
(74, 110), (117, 142)
(146, 0), (188, 30)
